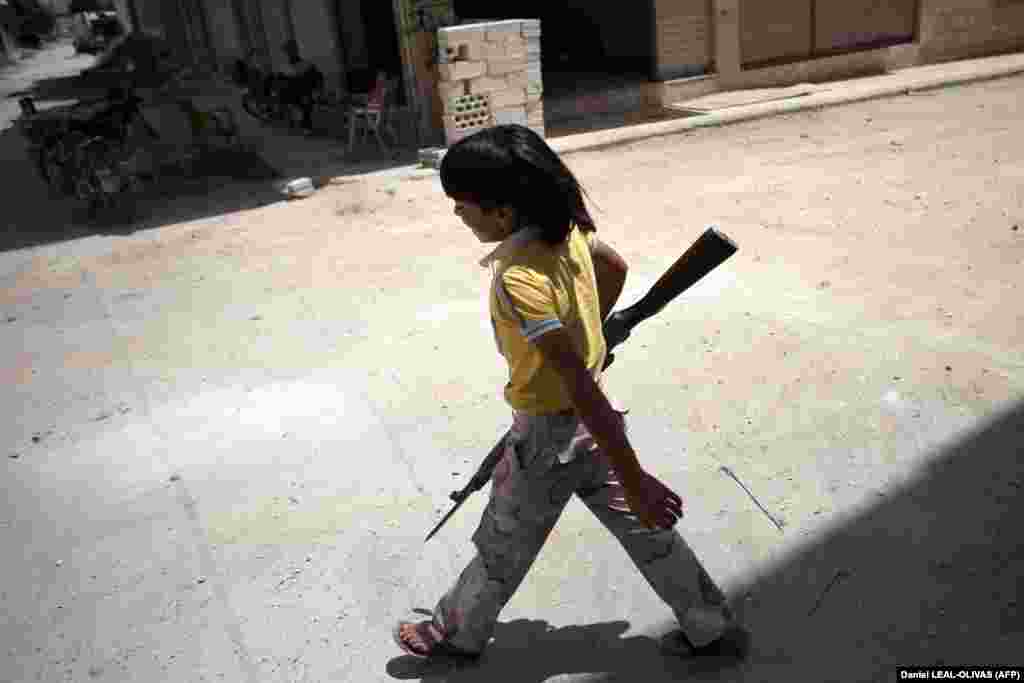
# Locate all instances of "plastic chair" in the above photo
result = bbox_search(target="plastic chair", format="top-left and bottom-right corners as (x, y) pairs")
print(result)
(347, 76), (398, 153)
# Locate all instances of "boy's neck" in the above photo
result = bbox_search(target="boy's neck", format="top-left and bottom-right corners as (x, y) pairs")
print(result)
(479, 225), (545, 268)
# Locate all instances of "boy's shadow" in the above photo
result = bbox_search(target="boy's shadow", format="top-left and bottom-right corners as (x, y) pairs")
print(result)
(385, 616), (741, 682)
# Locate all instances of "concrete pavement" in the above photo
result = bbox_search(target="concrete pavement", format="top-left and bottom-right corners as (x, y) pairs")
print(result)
(2, 45), (1023, 683)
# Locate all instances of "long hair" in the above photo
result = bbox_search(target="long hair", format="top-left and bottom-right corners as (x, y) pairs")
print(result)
(439, 124), (597, 245)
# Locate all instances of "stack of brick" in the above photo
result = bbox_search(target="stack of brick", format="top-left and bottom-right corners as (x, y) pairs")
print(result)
(436, 19), (544, 146)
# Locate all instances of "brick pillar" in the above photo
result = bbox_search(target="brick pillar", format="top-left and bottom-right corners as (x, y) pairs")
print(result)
(437, 19), (543, 146)
(713, 0), (742, 84)
(652, 0), (715, 81)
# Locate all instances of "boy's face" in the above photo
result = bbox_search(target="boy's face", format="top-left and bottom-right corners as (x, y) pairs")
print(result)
(452, 198), (515, 243)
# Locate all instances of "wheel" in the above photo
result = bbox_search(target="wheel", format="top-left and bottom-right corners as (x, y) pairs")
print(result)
(74, 164), (99, 202)
(36, 142), (64, 193)
(54, 133), (89, 195)
(29, 146), (49, 185)
(72, 139), (107, 203)
(242, 92), (276, 124)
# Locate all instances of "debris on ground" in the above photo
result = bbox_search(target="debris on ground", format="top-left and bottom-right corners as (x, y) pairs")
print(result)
(277, 177), (316, 199)
(418, 147), (447, 169)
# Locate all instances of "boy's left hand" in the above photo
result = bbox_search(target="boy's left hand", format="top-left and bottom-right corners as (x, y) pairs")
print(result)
(617, 469), (684, 530)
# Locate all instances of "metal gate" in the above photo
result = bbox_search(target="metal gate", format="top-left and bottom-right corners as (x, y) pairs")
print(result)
(740, 0), (918, 69)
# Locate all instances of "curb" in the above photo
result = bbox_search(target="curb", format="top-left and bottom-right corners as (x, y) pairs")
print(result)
(287, 54), (1024, 186)
(549, 58), (1024, 157)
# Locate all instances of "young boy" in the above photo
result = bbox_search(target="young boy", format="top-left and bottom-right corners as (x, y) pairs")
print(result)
(395, 125), (750, 662)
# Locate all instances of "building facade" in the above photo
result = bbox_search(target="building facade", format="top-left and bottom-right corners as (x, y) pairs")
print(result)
(653, 0), (1024, 88)
(109, 0), (1024, 146)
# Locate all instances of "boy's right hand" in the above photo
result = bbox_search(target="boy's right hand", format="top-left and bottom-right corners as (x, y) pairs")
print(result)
(602, 309), (633, 351)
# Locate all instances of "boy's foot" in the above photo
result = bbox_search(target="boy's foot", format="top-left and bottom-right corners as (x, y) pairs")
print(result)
(660, 625), (751, 659)
(393, 620), (482, 662)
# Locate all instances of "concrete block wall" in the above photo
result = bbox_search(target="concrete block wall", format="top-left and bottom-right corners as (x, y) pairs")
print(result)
(653, 0), (714, 80)
(437, 19), (543, 146)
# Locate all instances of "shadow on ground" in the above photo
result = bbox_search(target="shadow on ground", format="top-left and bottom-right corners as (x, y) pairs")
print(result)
(0, 118), (286, 252)
(385, 400), (1024, 681)
(386, 618), (740, 682)
(2, 68), (420, 253)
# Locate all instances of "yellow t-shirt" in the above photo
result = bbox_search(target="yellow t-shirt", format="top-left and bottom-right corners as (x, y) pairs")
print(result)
(489, 224), (606, 414)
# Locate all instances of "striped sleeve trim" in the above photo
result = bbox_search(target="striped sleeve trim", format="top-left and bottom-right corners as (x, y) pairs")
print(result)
(521, 318), (564, 342)
(496, 271), (563, 342)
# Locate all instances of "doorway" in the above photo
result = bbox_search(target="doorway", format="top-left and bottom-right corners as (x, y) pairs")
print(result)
(355, 0), (403, 101)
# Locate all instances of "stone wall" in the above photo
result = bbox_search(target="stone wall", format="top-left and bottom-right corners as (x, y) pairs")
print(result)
(436, 19), (543, 145)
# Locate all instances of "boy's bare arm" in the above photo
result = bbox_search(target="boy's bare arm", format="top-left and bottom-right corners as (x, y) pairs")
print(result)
(534, 329), (639, 476)
(532, 329), (682, 530)
(590, 237), (628, 322)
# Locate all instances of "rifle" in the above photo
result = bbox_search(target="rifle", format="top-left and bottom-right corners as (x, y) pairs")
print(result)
(425, 227), (738, 542)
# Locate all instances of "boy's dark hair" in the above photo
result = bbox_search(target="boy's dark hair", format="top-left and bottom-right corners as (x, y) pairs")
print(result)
(440, 124), (597, 245)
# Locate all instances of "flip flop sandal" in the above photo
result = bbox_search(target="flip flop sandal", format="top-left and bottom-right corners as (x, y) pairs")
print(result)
(392, 620), (482, 661)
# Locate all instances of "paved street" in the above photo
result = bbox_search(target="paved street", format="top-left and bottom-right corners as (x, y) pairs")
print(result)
(2, 42), (1022, 683)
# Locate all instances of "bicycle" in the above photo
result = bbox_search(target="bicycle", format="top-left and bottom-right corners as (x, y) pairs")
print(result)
(18, 88), (158, 203)
(241, 65), (326, 131)
(72, 135), (144, 217)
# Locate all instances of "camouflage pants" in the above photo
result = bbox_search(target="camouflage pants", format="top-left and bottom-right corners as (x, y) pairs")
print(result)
(432, 410), (736, 653)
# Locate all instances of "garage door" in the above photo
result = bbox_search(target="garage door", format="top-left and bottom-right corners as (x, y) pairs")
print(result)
(740, 0), (813, 67)
(740, 0), (917, 68)
(815, 0), (917, 54)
